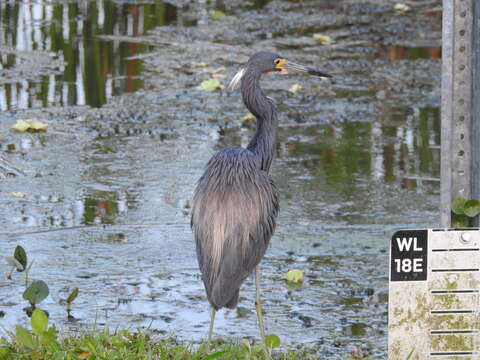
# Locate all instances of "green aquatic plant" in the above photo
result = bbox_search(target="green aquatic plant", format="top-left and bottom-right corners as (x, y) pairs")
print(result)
(6, 245), (34, 284)
(451, 197), (480, 227)
(6, 245), (26, 279)
(23, 280), (49, 316)
(1, 329), (308, 359)
(66, 287), (79, 319)
(14, 308), (57, 352)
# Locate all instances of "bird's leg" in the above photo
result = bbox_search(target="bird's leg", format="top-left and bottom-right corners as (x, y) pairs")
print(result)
(206, 306), (216, 351)
(255, 266), (267, 347)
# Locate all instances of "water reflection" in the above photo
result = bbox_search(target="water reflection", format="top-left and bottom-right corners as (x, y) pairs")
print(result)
(275, 105), (440, 195)
(377, 45), (441, 60)
(82, 194), (125, 225)
(0, 0), (177, 109)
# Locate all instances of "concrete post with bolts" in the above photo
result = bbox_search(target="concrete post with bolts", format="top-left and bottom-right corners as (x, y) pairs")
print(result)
(388, 229), (480, 358)
(440, 0), (480, 227)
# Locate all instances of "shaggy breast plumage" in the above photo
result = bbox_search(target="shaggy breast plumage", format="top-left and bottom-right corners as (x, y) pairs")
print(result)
(191, 147), (279, 309)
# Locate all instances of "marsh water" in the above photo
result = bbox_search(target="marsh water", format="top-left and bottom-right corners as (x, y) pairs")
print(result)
(0, 0), (442, 358)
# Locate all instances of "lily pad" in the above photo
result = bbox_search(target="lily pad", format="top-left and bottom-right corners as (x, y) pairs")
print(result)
(289, 84), (302, 94)
(211, 10), (225, 20)
(197, 78), (222, 92)
(23, 280), (49, 305)
(283, 269), (304, 284)
(313, 33), (332, 45)
(394, 3), (410, 13)
(12, 119), (48, 133)
(265, 334), (281, 348)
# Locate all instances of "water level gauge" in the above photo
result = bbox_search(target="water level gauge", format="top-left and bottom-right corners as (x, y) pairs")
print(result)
(389, 229), (480, 359)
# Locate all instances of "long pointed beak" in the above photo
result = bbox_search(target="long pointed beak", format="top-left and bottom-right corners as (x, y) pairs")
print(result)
(277, 59), (332, 78)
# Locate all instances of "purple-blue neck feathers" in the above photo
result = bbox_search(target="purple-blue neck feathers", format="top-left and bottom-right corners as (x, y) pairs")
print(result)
(241, 70), (278, 172)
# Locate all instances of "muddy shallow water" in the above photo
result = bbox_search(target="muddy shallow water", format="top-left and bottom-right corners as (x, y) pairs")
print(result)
(0, 0), (441, 358)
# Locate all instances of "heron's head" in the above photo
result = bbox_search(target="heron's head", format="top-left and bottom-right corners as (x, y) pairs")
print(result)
(228, 51), (332, 90)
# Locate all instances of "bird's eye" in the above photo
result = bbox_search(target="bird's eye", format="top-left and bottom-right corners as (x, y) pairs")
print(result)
(274, 59), (281, 65)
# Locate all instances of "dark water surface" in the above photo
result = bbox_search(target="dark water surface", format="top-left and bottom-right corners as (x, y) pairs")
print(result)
(0, 0), (177, 109)
(0, 0), (441, 358)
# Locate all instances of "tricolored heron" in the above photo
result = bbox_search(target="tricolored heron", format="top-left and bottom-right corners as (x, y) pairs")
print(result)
(191, 51), (331, 346)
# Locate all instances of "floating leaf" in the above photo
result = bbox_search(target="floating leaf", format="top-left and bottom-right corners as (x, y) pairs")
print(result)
(452, 214), (469, 228)
(241, 113), (255, 123)
(265, 334), (281, 348)
(194, 62), (208, 68)
(289, 84), (302, 94)
(313, 33), (332, 45)
(394, 3), (410, 13)
(31, 309), (48, 336)
(11, 192), (26, 198)
(67, 288), (79, 304)
(464, 200), (480, 218)
(28, 119), (49, 131)
(211, 10), (225, 20)
(15, 325), (35, 349)
(210, 66), (226, 74)
(12, 120), (30, 133)
(14, 245), (27, 271)
(283, 269), (304, 284)
(12, 119), (48, 133)
(23, 280), (49, 305)
(197, 78), (222, 92)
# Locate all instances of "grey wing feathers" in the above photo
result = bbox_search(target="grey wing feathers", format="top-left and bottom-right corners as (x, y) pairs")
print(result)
(191, 147), (279, 310)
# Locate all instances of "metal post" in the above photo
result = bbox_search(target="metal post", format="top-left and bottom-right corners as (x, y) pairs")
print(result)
(441, 0), (476, 227)
(472, 1), (480, 226)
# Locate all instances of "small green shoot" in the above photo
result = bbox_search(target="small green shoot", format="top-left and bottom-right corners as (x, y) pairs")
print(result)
(66, 287), (79, 318)
(14, 245), (27, 271)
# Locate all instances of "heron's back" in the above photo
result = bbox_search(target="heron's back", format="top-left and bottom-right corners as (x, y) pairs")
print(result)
(191, 147), (279, 310)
